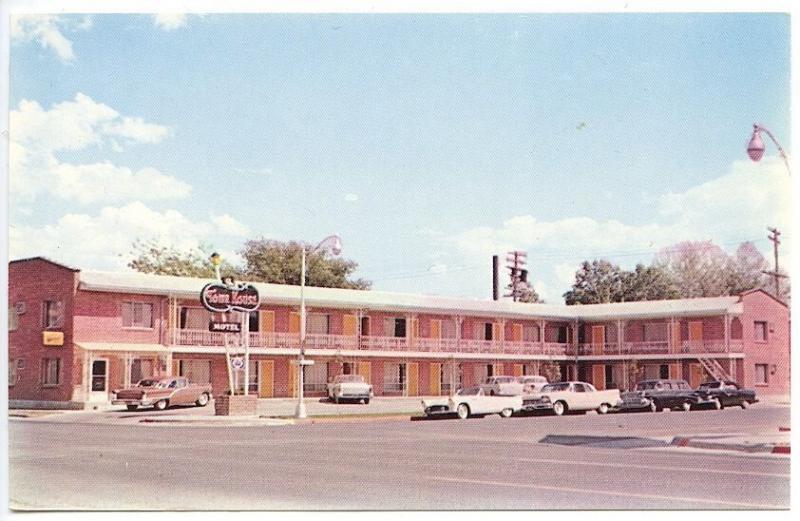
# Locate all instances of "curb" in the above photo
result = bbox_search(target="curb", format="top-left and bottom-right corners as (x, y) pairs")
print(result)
(671, 436), (790, 455)
(290, 414), (414, 425)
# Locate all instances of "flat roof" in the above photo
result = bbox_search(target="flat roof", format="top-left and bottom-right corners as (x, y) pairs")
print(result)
(77, 269), (743, 321)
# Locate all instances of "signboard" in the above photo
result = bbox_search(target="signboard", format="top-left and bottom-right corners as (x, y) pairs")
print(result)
(42, 331), (64, 346)
(231, 357), (245, 370)
(200, 282), (260, 313)
(209, 321), (242, 333)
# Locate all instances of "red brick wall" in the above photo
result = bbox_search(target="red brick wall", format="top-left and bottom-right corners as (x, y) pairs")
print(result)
(74, 291), (168, 344)
(740, 291), (790, 394)
(8, 259), (79, 403)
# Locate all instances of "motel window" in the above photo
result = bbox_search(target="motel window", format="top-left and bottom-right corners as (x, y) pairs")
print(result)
(556, 326), (568, 344)
(303, 362), (328, 393)
(383, 362), (406, 393)
(441, 320), (457, 339)
(659, 364), (670, 380)
(307, 313), (330, 335)
(755, 364), (769, 385)
(122, 302), (153, 329)
(9, 307), (19, 332)
(9, 360), (18, 386)
(130, 358), (155, 384)
(42, 300), (64, 329)
(180, 308), (213, 330)
(643, 323), (668, 343)
(179, 360), (212, 384)
(474, 322), (493, 341)
(341, 362), (355, 375)
(234, 360), (259, 394)
(248, 311), (260, 332)
(441, 363), (462, 394)
(754, 321), (768, 342)
(383, 318), (407, 338)
(41, 358), (61, 386)
(523, 325), (540, 343)
(474, 364), (489, 383)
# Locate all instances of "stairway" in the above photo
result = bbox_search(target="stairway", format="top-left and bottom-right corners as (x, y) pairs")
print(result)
(698, 357), (733, 382)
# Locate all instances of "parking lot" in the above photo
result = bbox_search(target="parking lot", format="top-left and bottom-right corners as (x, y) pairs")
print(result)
(9, 403), (790, 510)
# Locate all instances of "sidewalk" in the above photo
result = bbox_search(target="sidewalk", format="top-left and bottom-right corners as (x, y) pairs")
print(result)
(670, 430), (791, 455)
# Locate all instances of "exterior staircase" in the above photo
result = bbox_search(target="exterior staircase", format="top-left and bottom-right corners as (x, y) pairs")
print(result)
(698, 357), (734, 382)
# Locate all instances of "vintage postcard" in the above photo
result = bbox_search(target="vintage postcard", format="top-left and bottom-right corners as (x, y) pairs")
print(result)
(3, 0), (793, 515)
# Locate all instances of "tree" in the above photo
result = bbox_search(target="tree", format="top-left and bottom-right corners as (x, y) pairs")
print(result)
(653, 240), (731, 298)
(239, 239), (371, 290)
(620, 264), (679, 302)
(129, 238), (372, 290)
(726, 241), (770, 295)
(516, 284), (542, 303)
(563, 260), (626, 305)
(539, 361), (562, 382)
(128, 240), (243, 278)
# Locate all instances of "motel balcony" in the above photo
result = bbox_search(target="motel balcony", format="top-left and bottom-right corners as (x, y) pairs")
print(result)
(572, 340), (745, 356)
(170, 329), (570, 356)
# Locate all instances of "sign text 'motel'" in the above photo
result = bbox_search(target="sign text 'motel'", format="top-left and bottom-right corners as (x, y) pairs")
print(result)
(200, 282), (260, 313)
(209, 322), (242, 333)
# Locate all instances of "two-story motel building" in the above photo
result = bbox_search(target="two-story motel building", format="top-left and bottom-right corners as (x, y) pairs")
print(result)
(8, 257), (790, 409)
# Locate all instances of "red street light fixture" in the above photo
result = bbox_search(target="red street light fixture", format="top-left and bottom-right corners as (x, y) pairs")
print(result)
(747, 124), (791, 175)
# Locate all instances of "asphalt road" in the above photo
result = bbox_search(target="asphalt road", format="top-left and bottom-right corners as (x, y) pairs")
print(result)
(9, 406), (790, 510)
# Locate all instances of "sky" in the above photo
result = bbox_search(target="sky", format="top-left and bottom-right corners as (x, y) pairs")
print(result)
(7, 11), (792, 302)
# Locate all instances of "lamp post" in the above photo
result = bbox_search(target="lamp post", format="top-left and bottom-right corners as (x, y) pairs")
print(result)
(296, 235), (343, 419)
(747, 123), (791, 175)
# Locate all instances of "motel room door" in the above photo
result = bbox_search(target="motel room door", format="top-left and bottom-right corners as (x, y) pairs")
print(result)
(90, 358), (109, 401)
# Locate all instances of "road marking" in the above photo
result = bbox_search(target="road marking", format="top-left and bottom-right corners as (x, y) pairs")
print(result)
(428, 477), (787, 509)
(516, 457), (790, 478)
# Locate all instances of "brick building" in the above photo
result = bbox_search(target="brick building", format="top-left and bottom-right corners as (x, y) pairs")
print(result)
(7, 257), (790, 408)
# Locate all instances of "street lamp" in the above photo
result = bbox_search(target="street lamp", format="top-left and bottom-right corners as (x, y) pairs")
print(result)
(747, 124), (791, 175)
(296, 235), (342, 419)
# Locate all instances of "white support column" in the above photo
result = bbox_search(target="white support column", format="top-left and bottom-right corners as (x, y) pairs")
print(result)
(724, 314), (731, 353)
(83, 350), (91, 403)
(539, 320), (546, 350)
(616, 320), (623, 355)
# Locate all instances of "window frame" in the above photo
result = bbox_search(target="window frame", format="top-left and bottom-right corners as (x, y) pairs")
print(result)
(753, 321), (768, 343)
(122, 301), (155, 330)
(754, 364), (769, 385)
(41, 358), (61, 386)
(41, 300), (64, 330)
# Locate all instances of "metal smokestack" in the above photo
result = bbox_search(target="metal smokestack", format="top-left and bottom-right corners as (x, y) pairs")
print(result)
(492, 255), (499, 301)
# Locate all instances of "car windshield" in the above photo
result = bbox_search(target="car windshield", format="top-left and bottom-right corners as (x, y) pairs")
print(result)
(699, 382), (721, 390)
(495, 377), (514, 383)
(336, 375), (365, 384)
(136, 379), (160, 387)
(153, 379), (174, 389)
(542, 383), (570, 392)
(457, 387), (481, 396)
(636, 381), (659, 390)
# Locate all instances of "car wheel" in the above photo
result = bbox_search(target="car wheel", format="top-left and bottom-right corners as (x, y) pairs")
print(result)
(154, 399), (168, 411)
(552, 401), (567, 416)
(681, 401), (692, 412)
(489, 389), (495, 396)
(741, 400), (750, 409)
(712, 398), (722, 410)
(500, 408), (513, 418)
(126, 404), (138, 411)
(648, 400), (658, 413)
(196, 393), (210, 407)
(597, 403), (610, 415)
(456, 403), (470, 420)
(334, 396), (339, 404)
(364, 398), (370, 405)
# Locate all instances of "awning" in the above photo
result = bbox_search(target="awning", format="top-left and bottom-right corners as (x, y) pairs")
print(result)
(75, 342), (170, 353)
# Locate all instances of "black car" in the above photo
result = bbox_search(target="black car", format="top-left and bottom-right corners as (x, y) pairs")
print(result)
(623, 379), (719, 412)
(697, 380), (758, 409)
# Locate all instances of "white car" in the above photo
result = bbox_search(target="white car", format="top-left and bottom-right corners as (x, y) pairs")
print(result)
(524, 381), (622, 416)
(517, 375), (549, 396)
(327, 374), (374, 404)
(448, 386), (523, 419)
(480, 376), (524, 396)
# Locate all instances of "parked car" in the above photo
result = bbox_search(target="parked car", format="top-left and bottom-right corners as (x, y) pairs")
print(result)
(517, 375), (549, 396)
(449, 386), (523, 419)
(327, 374), (374, 404)
(615, 391), (657, 413)
(480, 376), (524, 396)
(112, 377), (213, 411)
(523, 381), (621, 416)
(697, 380), (758, 409)
(421, 396), (453, 417)
(629, 379), (719, 412)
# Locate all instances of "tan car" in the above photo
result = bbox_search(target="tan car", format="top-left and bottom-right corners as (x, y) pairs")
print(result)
(112, 377), (213, 411)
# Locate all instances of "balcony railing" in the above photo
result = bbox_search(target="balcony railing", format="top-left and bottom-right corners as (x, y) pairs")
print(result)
(171, 329), (742, 356)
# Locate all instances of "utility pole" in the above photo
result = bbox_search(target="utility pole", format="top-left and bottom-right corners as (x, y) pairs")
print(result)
(504, 251), (528, 302)
(762, 227), (788, 300)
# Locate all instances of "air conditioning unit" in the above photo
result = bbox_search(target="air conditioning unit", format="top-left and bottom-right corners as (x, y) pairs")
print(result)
(14, 301), (26, 315)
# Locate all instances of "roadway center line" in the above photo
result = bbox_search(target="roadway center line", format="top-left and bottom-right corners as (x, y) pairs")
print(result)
(428, 477), (787, 509)
(516, 457), (789, 478)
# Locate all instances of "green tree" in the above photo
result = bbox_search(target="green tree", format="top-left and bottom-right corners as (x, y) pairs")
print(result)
(238, 239), (371, 289)
(653, 240), (732, 298)
(563, 259), (626, 305)
(620, 263), (679, 302)
(516, 283), (542, 303)
(128, 240), (243, 278)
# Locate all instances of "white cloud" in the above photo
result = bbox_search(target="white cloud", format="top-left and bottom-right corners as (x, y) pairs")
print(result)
(444, 157), (791, 300)
(212, 214), (250, 237)
(10, 94), (183, 206)
(344, 193), (359, 202)
(11, 15), (76, 61)
(428, 263), (448, 274)
(8, 202), (245, 271)
(152, 14), (189, 31)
